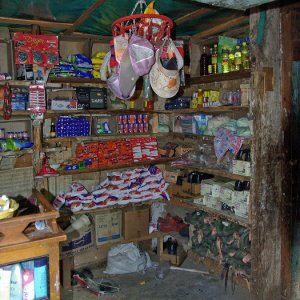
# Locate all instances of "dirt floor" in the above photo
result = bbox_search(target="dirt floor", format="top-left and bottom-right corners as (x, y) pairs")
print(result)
(61, 255), (250, 300)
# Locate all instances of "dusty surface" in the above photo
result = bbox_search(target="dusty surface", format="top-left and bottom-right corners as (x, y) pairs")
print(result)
(61, 256), (250, 300)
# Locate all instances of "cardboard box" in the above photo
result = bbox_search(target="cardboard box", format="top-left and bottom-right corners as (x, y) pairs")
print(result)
(61, 226), (94, 258)
(50, 99), (78, 110)
(175, 145), (193, 157)
(122, 206), (149, 240)
(164, 169), (182, 184)
(232, 160), (251, 176)
(159, 238), (187, 266)
(94, 210), (122, 246)
(15, 153), (33, 168)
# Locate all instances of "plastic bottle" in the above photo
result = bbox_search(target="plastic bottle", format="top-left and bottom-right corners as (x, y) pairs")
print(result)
(50, 121), (56, 138)
(0, 267), (12, 300)
(197, 89), (203, 108)
(22, 268), (34, 300)
(234, 45), (242, 71)
(241, 41), (250, 69)
(200, 46), (208, 76)
(183, 44), (190, 77)
(222, 47), (229, 73)
(212, 44), (218, 74)
(228, 48), (235, 72)
(10, 263), (23, 300)
(34, 257), (48, 299)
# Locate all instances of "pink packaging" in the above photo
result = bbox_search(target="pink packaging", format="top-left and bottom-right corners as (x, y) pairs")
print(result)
(22, 269), (34, 300)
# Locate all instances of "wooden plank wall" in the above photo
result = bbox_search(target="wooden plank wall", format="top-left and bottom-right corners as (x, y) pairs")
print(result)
(249, 5), (287, 300)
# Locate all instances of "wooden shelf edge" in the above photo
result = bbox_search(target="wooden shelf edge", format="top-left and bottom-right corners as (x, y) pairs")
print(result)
(189, 69), (251, 85)
(43, 132), (168, 143)
(173, 164), (251, 181)
(67, 199), (167, 216)
(170, 198), (249, 227)
(155, 106), (249, 114)
(96, 231), (163, 248)
(58, 157), (176, 175)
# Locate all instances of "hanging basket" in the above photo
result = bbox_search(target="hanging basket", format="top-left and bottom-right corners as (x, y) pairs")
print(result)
(112, 13), (173, 43)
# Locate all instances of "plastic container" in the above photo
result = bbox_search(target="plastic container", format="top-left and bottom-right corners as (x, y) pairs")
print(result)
(10, 263), (22, 300)
(34, 257), (48, 299)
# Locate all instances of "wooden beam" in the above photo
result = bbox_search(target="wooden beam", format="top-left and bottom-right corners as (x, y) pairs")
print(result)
(64, 0), (106, 35)
(0, 17), (73, 30)
(174, 7), (214, 26)
(191, 15), (248, 40)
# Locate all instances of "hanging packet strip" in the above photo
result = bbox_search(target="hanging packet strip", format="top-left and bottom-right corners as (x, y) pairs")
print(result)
(114, 33), (129, 64)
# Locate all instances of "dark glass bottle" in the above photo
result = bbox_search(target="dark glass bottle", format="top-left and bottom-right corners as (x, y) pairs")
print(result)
(243, 181), (250, 190)
(244, 149), (251, 162)
(236, 146), (244, 160)
(183, 44), (190, 78)
(207, 47), (213, 75)
(235, 180), (244, 191)
(200, 46), (208, 76)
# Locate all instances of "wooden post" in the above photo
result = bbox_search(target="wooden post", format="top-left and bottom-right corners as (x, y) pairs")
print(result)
(249, 5), (291, 299)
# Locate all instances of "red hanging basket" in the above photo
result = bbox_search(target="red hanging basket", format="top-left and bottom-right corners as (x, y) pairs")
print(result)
(112, 13), (173, 43)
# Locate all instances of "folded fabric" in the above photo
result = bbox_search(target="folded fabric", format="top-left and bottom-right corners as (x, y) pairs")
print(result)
(214, 127), (243, 159)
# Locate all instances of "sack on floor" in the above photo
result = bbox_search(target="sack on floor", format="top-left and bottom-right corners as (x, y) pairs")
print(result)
(104, 243), (152, 274)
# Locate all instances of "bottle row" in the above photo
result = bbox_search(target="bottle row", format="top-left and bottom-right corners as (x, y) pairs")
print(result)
(200, 37), (250, 76)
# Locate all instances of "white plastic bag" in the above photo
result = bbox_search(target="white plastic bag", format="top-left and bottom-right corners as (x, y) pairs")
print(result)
(104, 243), (152, 274)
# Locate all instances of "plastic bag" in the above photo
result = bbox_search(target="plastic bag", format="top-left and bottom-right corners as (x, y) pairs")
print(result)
(105, 243), (152, 274)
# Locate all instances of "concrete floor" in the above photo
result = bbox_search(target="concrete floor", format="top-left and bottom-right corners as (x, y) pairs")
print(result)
(61, 256), (250, 300)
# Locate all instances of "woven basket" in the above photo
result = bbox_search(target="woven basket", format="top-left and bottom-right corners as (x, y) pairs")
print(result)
(0, 199), (19, 220)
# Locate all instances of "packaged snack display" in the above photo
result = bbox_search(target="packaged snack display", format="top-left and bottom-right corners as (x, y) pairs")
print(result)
(14, 33), (59, 67)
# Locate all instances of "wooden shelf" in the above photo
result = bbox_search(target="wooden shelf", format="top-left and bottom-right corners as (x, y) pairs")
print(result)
(169, 132), (252, 142)
(173, 164), (251, 181)
(188, 69), (251, 85)
(45, 109), (154, 117)
(48, 77), (106, 84)
(44, 132), (167, 143)
(60, 199), (166, 216)
(155, 105), (249, 114)
(170, 198), (249, 227)
(96, 231), (163, 248)
(58, 157), (177, 175)
(0, 80), (62, 88)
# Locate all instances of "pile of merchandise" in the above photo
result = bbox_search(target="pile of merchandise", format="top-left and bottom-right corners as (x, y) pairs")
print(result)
(64, 137), (160, 170)
(49, 54), (93, 78)
(53, 165), (169, 212)
(185, 210), (251, 275)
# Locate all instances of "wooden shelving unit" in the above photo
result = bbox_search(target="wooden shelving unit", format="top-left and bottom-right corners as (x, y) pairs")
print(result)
(170, 198), (249, 227)
(58, 157), (177, 175)
(173, 164), (251, 181)
(188, 69), (251, 85)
